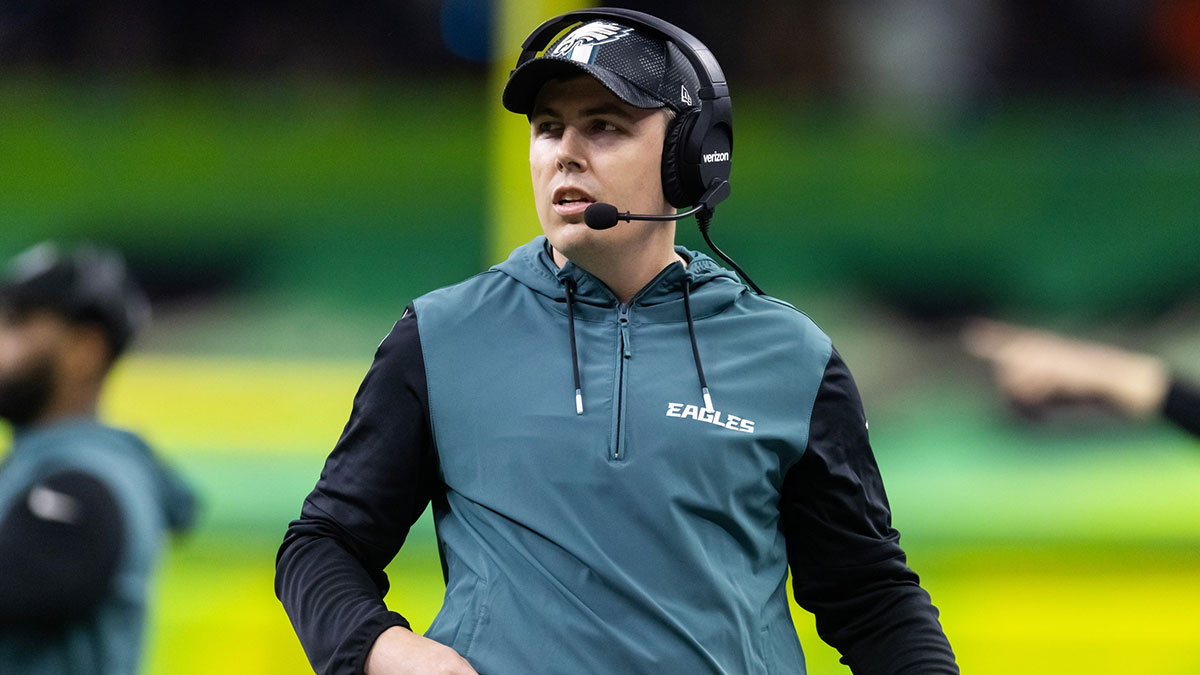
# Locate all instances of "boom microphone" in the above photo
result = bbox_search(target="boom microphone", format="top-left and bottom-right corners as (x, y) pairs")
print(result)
(578, 179), (763, 294)
(583, 202), (709, 230)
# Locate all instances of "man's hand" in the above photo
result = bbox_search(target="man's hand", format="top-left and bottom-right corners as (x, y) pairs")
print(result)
(365, 626), (480, 675)
(963, 319), (1169, 418)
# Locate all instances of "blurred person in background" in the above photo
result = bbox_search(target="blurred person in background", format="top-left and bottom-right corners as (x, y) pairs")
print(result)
(277, 9), (956, 675)
(0, 243), (196, 674)
(965, 318), (1200, 438)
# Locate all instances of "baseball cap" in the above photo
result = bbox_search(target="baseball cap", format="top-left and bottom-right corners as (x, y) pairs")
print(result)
(503, 20), (701, 115)
(0, 242), (151, 357)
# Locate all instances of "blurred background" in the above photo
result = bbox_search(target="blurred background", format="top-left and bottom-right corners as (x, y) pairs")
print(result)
(2, 0), (1199, 672)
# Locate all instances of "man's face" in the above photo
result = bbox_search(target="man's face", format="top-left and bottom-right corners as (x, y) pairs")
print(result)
(529, 75), (673, 260)
(0, 306), (68, 426)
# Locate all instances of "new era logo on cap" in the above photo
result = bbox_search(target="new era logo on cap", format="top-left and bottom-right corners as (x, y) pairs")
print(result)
(549, 22), (633, 64)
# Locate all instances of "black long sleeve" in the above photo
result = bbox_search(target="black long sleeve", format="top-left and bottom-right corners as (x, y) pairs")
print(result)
(1163, 377), (1200, 439)
(780, 348), (958, 674)
(275, 308), (440, 675)
(0, 471), (124, 625)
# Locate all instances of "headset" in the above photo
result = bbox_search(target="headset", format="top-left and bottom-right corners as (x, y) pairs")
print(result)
(514, 8), (762, 294)
(514, 7), (733, 212)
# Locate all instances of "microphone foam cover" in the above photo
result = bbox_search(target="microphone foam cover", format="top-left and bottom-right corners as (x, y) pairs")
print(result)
(584, 203), (620, 230)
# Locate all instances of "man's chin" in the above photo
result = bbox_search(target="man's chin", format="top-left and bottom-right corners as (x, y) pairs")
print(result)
(545, 224), (604, 263)
(545, 220), (595, 245)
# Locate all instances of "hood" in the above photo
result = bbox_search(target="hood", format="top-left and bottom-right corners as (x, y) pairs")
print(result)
(492, 236), (746, 318)
(491, 236), (749, 415)
(149, 447), (198, 535)
(95, 425), (199, 535)
(12, 419), (198, 535)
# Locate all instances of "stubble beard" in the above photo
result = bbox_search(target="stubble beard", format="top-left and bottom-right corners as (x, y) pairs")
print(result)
(0, 357), (57, 427)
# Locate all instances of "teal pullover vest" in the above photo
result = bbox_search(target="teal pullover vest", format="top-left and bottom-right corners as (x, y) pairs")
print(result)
(413, 238), (832, 674)
(0, 420), (194, 674)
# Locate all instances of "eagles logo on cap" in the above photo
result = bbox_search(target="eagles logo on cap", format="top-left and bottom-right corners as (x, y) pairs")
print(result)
(502, 20), (702, 115)
(549, 22), (633, 64)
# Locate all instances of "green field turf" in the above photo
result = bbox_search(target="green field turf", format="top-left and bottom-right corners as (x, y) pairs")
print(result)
(82, 352), (1200, 674)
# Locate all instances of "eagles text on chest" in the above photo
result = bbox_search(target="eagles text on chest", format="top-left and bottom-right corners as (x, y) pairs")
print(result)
(665, 402), (756, 433)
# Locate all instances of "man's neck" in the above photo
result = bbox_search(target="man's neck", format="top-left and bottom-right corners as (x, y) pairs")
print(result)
(35, 382), (101, 426)
(552, 245), (687, 305)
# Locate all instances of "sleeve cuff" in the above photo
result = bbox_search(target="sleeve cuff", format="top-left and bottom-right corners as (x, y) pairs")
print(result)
(1162, 377), (1200, 438)
(351, 611), (411, 675)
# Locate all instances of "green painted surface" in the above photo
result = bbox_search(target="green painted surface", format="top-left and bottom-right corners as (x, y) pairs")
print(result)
(3, 79), (1198, 319)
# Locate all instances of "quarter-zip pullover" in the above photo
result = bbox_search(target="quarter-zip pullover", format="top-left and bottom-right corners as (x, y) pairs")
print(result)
(276, 237), (957, 675)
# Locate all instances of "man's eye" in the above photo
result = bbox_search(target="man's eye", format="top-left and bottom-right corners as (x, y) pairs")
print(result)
(535, 121), (561, 135)
(592, 120), (618, 132)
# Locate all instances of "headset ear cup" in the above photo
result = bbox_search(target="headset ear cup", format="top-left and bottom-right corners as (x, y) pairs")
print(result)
(661, 109), (700, 208)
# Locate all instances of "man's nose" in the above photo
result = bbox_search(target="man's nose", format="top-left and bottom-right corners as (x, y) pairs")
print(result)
(555, 126), (587, 172)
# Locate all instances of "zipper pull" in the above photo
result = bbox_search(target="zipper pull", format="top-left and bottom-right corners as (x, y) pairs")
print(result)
(618, 307), (631, 359)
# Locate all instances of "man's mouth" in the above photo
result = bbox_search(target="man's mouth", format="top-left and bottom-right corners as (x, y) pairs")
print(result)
(553, 187), (595, 204)
(552, 188), (596, 217)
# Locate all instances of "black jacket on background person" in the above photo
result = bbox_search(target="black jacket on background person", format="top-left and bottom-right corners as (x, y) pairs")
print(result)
(1164, 378), (1200, 438)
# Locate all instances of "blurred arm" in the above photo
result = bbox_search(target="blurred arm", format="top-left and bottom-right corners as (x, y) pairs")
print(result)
(963, 319), (1169, 418)
(781, 349), (958, 674)
(0, 471), (124, 625)
(275, 307), (441, 675)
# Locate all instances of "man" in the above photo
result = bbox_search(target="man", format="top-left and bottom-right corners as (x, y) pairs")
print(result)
(964, 318), (1200, 438)
(277, 12), (957, 675)
(0, 243), (196, 674)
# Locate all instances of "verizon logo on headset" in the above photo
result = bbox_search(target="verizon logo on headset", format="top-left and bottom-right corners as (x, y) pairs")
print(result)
(702, 151), (730, 163)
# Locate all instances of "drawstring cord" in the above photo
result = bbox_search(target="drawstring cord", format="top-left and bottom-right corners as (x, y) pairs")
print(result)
(682, 277), (713, 411)
(564, 271), (712, 416)
(564, 278), (583, 415)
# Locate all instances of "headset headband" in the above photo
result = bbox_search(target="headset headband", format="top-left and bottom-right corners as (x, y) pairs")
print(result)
(515, 8), (729, 103)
